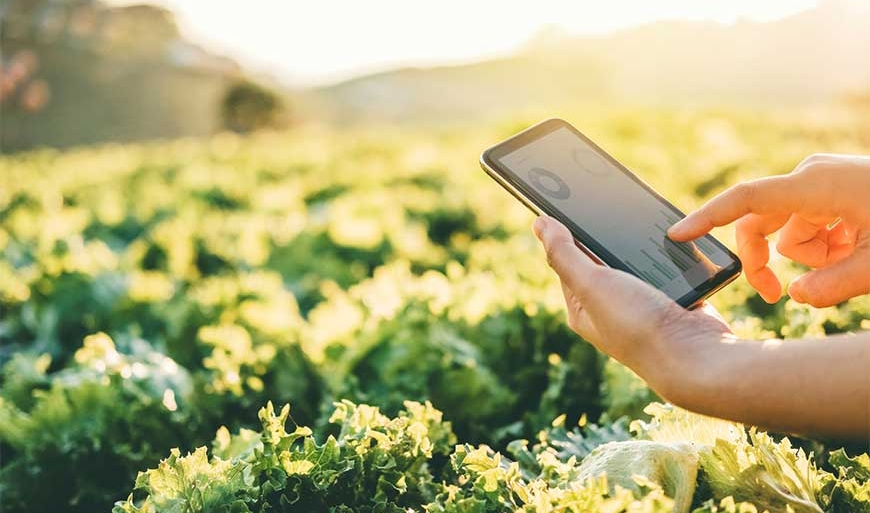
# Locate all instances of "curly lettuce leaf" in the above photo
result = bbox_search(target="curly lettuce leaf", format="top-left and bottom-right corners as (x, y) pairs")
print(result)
(506, 414), (631, 481)
(821, 448), (870, 512)
(701, 429), (824, 513)
(631, 402), (827, 513)
(429, 444), (675, 513)
(0, 333), (195, 513)
(630, 402), (746, 447)
(574, 440), (699, 513)
(691, 496), (763, 512)
(115, 400), (456, 513)
(115, 447), (255, 513)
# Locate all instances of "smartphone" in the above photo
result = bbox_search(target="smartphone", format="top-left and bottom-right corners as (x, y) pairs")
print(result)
(480, 118), (741, 308)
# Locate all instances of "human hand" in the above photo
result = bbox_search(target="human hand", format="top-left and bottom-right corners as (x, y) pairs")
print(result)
(533, 215), (731, 396)
(668, 154), (870, 307)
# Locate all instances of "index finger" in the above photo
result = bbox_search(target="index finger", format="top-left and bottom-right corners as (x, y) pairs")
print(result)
(667, 175), (804, 241)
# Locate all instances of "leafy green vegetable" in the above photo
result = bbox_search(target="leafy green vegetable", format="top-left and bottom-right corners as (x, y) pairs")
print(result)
(0, 334), (197, 512)
(701, 429), (824, 513)
(2, 109), (870, 513)
(429, 444), (676, 512)
(115, 400), (455, 513)
(821, 449), (870, 512)
(506, 413), (632, 480)
(633, 403), (825, 513)
(574, 440), (699, 513)
(691, 497), (764, 513)
(123, 447), (255, 513)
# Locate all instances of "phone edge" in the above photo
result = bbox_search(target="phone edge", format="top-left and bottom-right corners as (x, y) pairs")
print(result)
(480, 120), (743, 309)
(683, 260), (742, 309)
(479, 153), (607, 266)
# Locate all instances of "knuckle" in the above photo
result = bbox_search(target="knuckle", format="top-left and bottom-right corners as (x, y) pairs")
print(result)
(795, 154), (834, 178)
(733, 181), (757, 207)
(801, 162), (831, 180)
(795, 153), (831, 173)
(795, 164), (841, 216)
(734, 216), (753, 230)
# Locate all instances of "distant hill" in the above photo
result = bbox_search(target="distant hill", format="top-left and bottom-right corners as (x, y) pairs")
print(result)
(310, 0), (870, 124)
(307, 53), (609, 125)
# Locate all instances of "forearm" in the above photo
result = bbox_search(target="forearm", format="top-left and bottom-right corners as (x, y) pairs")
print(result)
(660, 331), (870, 440)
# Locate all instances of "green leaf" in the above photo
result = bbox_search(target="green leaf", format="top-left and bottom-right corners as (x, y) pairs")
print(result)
(822, 449), (870, 512)
(128, 447), (255, 513)
(573, 440), (699, 513)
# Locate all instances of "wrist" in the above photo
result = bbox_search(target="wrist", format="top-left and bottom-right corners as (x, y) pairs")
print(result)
(643, 327), (735, 412)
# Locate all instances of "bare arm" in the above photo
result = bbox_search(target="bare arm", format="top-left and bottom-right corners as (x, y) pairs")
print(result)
(660, 330), (870, 440)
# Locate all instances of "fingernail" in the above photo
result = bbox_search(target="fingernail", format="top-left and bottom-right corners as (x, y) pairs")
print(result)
(668, 219), (686, 236)
(533, 216), (548, 240)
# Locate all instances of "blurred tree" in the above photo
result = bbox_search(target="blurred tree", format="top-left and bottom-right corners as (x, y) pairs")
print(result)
(221, 80), (286, 133)
(99, 3), (179, 56)
(0, 0), (241, 152)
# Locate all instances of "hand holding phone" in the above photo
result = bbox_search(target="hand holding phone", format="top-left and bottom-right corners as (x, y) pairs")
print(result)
(530, 213), (732, 376)
(480, 118), (741, 308)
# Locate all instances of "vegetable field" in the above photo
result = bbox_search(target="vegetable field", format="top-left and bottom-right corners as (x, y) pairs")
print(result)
(1, 108), (870, 512)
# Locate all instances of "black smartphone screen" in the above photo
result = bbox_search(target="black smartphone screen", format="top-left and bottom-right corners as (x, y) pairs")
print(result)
(483, 119), (740, 306)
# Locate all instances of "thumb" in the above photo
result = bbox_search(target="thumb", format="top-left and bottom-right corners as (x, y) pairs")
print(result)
(788, 253), (870, 307)
(533, 216), (598, 297)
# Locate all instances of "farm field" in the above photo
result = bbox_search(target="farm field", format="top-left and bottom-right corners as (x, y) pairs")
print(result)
(1, 107), (870, 512)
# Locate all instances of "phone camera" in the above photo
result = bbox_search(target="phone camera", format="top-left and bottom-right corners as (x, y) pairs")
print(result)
(528, 167), (570, 200)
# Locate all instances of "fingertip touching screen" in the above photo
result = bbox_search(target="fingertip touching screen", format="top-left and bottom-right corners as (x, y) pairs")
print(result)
(496, 125), (736, 302)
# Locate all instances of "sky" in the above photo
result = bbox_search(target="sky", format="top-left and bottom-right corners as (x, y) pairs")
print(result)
(105, 0), (821, 86)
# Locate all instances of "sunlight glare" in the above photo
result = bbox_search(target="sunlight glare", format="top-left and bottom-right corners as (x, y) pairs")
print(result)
(104, 0), (820, 85)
